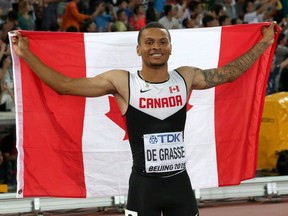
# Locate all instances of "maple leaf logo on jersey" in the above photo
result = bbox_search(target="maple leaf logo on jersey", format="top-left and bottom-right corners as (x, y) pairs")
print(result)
(169, 85), (180, 93)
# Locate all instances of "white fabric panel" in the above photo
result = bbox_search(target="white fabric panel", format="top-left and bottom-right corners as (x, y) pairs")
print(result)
(10, 32), (25, 198)
(82, 27), (222, 197)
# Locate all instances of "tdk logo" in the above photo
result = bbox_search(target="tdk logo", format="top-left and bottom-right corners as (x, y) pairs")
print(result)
(149, 132), (182, 144)
(149, 135), (158, 144)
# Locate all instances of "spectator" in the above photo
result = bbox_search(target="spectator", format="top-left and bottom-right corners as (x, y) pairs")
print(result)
(182, 17), (196, 28)
(66, 25), (78, 32)
(0, 54), (14, 112)
(125, 0), (142, 22)
(128, 3), (146, 31)
(146, 0), (158, 24)
(1, 10), (18, 44)
(235, 0), (246, 20)
(17, 0), (35, 30)
(209, 3), (225, 20)
(243, 0), (278, 24)
(154, 0), (167, 17)
(80, 19), (97, 32)
(32, 0), (44, 31)
(117, 0), (131, 18)
(266, 55), (288, 95)
(188, 1), (204, 28)
(219, 14), (232, 26)
(231, 17), (243, 25)
(223, 0), (238, 19)
(175, 0), (188, 26)
(115, 9), (128, 31)
(158, 4), (179, 29)
(33, 0), (64, 31)
(44, 0), (65, 31)
(0, 127), (17, 187)
(202, 14), (219, 27)
(0, 0), (12, 18)
(94, 1), (117, 32)
(275, 33), (288, 65)
(278, 17), (288, 33)
(61, 0), (97, 32)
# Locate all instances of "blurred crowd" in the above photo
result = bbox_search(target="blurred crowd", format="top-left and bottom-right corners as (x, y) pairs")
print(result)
(0, 0), (288, 188)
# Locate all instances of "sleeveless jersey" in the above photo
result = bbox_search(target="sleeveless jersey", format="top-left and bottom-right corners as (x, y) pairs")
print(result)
(125, 70), (188, 177)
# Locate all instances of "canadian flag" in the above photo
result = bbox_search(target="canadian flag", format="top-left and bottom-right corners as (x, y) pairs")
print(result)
(169, 85), (180, 93)
(11, 23), (278, 198)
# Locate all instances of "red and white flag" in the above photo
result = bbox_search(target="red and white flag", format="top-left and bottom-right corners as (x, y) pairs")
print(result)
(169, 85), (180, 93)
(11, 23), (278, 198)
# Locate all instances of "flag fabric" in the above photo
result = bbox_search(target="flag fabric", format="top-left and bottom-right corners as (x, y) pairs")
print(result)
(11, 23), (278, 198)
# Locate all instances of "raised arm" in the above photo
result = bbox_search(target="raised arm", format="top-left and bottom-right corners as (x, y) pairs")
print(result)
(11, 31), (128, 98)
(178, 22), (279, 91)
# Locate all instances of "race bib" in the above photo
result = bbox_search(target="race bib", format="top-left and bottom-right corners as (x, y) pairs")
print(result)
(143, 131), (186, 173)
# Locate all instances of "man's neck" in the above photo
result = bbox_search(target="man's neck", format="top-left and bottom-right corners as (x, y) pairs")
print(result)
(141, 66), (169, 82)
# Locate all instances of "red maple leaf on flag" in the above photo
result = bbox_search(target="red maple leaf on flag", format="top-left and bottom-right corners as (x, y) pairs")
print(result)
(187, 91), (193, 111)
(105, 96), (128, 140)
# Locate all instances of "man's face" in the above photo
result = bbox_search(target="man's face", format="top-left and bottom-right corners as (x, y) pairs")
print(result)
(208, 18), (219, 27)
(246, 2), (255, 13)
(137, 28), (172, 68)
(119, 11), (127, 22)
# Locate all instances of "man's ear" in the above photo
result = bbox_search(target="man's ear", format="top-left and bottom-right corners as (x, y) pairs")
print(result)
(136, 45), (141, 56)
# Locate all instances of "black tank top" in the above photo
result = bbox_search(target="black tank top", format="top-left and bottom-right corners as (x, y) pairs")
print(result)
(125, 70), (188, 177)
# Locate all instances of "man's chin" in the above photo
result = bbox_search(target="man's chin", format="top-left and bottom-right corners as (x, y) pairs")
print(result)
(150, 62), (165, 68)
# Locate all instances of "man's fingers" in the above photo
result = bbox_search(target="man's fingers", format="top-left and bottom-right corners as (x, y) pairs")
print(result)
(10, 31), (22, 44)
(263, 21), (281, 35)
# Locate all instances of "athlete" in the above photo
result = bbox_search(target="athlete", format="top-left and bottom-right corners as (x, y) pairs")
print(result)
(11, 21), (278, 216)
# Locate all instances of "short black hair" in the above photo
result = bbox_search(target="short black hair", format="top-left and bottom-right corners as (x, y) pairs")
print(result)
(116, 9), (125, 18)
(164, 4), (173, 16)
(182, 18), (189, 28)
(202, 15), (215, 27)
(209, 3), (223, 16)
(137, 22), (171, 45)
(218, 15), (228, 26)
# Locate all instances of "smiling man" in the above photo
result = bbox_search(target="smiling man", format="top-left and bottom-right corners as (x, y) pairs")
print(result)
(11, 21), (278, 216)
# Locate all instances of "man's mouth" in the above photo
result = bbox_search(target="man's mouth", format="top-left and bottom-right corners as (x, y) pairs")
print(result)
(151, 53), (162, 57)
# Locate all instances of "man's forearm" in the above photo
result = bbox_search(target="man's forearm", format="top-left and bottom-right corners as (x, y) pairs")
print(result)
(22, 51), (71, 94)
(202, 39), (271, 88)
(222, 39), (271, 81)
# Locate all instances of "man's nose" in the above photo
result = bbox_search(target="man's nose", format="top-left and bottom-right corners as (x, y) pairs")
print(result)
(152, 42), (161, 49)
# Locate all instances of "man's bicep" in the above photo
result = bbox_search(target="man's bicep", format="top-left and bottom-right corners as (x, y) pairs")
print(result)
(194, 67), (234, 89)
(191, 68), (212, 89)
(63, 72), (117, 97)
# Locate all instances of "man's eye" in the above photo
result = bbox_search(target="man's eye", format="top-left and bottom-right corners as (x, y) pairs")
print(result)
(146, 41), (152, 45)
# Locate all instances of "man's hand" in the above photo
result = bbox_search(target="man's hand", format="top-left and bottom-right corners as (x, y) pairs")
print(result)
(262, 21), (281, 46)
(11, 31), (30, 58)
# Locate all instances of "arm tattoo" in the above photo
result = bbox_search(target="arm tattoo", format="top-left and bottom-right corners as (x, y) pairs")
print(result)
(202, 41), (270, 88)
